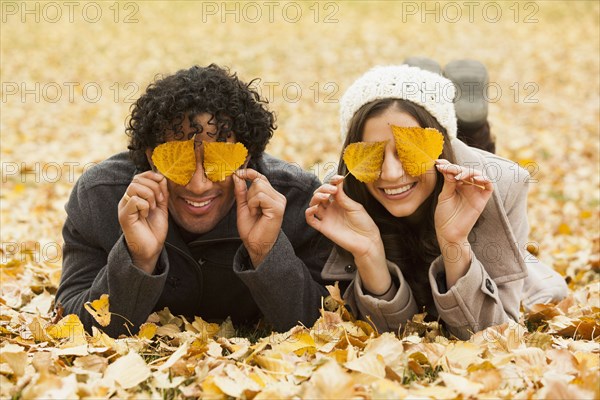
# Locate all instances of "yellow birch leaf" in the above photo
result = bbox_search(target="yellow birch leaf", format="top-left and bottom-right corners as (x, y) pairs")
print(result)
(137, 322), (157, 340)
(46, 314), (87, 346)
(392, 125), (444, 177)
(151, 137), (197, 186)
(343, 141), (387, 183)
(84, 294), (110, 327)
(28, 316), (53, 342)
(203, 142), (248, 182)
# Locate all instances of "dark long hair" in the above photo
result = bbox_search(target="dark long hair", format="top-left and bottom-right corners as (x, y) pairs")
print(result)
(338, 98), (457, 271)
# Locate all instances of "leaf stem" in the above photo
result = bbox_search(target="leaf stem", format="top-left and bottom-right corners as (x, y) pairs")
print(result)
(460, 178), (486, 190)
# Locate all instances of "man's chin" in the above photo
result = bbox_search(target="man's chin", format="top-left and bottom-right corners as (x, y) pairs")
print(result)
(169, 211), (217, 235)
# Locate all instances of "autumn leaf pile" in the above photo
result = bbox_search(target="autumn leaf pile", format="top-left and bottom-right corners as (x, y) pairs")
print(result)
(1, 2), (599, 399)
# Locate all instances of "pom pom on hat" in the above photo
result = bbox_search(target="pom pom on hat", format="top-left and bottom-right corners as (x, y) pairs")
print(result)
(339, 65), (457, 140)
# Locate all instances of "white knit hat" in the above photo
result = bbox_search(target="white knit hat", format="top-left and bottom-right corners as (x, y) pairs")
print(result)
(339, 65), (457, 140)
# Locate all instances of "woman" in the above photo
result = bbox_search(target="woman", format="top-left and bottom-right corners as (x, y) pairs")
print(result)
(306, 65), (567, 339)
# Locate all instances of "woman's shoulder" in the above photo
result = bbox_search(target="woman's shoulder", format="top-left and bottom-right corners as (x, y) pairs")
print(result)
(451, 139), (531, 200)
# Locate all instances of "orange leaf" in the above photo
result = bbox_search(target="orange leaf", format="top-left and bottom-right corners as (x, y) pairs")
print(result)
(84, 294), (111, 327)
(151, 137), (197, 186)
(392, 126), (444, 177)
(343, 141), (387, 183)
(203, 142), (248, 182)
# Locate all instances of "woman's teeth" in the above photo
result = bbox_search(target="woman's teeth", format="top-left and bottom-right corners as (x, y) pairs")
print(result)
(383, 183), (414, 195)
(185, 199), (212, 207)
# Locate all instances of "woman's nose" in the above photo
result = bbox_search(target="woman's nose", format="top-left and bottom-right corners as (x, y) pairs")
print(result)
(379, 149), (406, 182)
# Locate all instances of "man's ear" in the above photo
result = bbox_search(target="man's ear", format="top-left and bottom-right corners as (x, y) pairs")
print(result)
(145, 148), (155, 170)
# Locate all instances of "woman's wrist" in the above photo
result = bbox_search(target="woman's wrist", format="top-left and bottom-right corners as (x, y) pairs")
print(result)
(352, 238), (386, 269)
(352, 239), (392, 295)
(438, 239), (472, 288)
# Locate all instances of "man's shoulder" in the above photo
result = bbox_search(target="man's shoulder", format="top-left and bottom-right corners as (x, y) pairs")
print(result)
(254, 154), (320, 193)
(78, 151), (137, 190)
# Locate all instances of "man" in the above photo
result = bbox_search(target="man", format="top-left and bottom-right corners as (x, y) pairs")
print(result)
(56, 65), (333, 337)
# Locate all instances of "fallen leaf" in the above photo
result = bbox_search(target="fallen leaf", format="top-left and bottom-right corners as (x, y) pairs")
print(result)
(84, 294), (110, 327)
(0, 343), (27, 377)
(392, 125), (444, 177)
(343, 140), (387, 182)
(151, 137), (197, 186)
(203, 142), (248, 182)
(344, 353), (386, 378)
(104, 351), (151, 389)
(137, 322), (157, 340)
(45, 314), (87, 347)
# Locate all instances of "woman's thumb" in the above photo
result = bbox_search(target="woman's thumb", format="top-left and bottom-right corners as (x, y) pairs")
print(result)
(333, 182), (359, 210)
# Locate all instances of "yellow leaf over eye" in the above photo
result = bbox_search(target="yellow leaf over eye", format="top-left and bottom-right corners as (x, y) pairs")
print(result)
(392, 126), (444, 177)
(84, 294), (111, 327)
(203, 142), (248, 182)
(151, 137), (197, 186)
(343, 141), (387, 183)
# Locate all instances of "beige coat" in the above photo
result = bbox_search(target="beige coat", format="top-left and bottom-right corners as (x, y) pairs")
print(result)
(321, 139), (567, 340)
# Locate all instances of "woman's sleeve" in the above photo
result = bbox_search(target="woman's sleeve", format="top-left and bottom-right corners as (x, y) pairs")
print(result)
(344, 260), (418, 333)
(428, 252), (521, 340)
(428, 165), (535, 340)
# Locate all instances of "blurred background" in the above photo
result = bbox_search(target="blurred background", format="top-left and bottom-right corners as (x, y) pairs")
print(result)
(1, 1), (598, 283)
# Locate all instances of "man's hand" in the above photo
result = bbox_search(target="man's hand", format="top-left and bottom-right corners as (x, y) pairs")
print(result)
(118, 171), (169, 274)
(233, 168), (286, 267)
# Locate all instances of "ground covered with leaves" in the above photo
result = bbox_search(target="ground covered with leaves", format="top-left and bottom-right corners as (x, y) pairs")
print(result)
(1, 1), (599, 399)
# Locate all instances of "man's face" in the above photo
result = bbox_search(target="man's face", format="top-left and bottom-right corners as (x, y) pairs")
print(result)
(146, 113), (237, 235)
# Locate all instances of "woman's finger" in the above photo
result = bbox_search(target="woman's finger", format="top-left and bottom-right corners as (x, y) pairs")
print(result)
(308, 192), (332, 208)
(327, 174), (346, 185)
(305, 205), (322, 231)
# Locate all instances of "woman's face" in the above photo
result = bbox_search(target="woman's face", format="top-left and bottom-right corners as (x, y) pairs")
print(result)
(362, 108), (438, 219)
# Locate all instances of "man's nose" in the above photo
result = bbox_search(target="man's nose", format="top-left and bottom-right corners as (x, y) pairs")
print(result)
(184, 147), (214, 193)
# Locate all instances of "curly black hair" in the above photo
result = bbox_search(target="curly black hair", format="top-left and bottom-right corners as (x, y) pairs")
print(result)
(126, 64), (276, 171)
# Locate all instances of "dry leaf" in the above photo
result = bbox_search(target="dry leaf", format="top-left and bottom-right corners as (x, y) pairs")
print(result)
(84, 294), (110, 327)
(45, 314), (87, 347)
(151, 137), (197, 186)
(392, 125), (444, 177)
(104, 351), (151, 389)
(203, 142), (248, 182)
(137, 322), (157, 340)
(344, 353), (386, 378)
(343, 140), (387, 182)
(0, 343), (27, 377)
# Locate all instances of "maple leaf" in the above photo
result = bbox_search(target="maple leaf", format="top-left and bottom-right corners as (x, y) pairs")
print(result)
(343, 140), (387, 182)
(84, 294), (110, 327)
(391, 125), (444, 177)
(203, 142), (248, 182)
(151, 137), (197, 186)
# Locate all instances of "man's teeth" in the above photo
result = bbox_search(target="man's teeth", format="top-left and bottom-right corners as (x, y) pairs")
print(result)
(185, 199), (212, 207)
(383, 184), (413, 195)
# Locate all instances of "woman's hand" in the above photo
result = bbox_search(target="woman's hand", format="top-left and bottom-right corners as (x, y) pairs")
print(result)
(305, 175), (382, 259)
(306, 175), (392, 295)
(434, 160), (493, 243)
(434, 159), (493, 287)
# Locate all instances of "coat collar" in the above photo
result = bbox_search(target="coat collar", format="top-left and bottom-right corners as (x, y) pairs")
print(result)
(322, 140), (527, 284)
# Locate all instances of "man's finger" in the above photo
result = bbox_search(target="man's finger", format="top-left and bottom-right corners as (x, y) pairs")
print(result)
(233, 173), (249, 208)
(235, 168), (269, 185)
